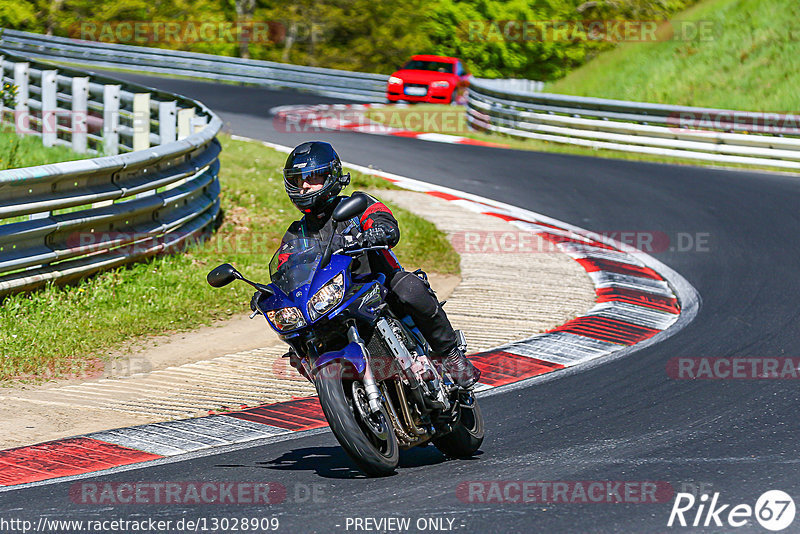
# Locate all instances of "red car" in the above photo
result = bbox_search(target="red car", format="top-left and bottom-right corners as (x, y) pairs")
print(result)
(386, 55), (471, 104)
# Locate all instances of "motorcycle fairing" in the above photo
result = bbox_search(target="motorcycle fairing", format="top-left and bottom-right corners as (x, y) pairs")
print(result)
(312, 341), (367, 376)
(258, 255), (353, 332)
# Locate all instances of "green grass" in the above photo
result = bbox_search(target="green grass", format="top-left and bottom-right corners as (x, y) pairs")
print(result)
(0, 134), (459, 383)
(0, 128), (93, 224)
(364, 105), (799, 174)
(0, 127), (88, 171)
(548, 0), (800, 112)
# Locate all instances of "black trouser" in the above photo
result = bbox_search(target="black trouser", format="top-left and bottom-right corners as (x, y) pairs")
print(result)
(385, 270), (458, 355)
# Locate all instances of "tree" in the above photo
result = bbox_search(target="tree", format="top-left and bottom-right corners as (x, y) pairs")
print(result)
(0, 0), (702, 78)
(424, 0), (700, 80)
(231, 0), (256, 58)
(0, 0), (41, 31)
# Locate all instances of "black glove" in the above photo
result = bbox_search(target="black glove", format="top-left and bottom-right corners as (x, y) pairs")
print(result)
(250, 291), (262, 312)
(360, 226), (390, 247)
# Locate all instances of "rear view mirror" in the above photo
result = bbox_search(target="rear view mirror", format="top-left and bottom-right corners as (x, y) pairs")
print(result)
(207, 263), (240, 287)
(332, 194), (368, 222)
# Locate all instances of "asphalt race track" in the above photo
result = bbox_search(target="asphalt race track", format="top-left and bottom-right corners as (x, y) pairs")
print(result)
(3, 73), (800, 533)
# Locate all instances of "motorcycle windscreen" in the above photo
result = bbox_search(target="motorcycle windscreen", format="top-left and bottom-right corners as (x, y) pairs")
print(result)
(269, 238), (325, 294)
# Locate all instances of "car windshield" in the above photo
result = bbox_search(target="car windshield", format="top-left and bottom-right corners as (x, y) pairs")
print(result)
(402, 60), (454, 73)
(269, 238), (325, 295)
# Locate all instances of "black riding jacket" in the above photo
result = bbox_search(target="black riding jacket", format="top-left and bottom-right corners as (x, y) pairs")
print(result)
(279, 192), (458, 354)
(279, 192), (402, 277)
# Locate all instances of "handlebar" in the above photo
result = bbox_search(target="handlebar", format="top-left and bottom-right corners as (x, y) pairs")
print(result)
(333, 245), (389, 255)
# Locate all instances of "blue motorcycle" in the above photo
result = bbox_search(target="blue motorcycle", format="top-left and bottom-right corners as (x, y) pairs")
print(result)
(207, 195), (484, 476)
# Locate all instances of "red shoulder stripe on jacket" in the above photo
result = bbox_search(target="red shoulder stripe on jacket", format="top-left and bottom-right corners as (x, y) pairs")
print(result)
(360, 202), (394, 230)
(360, 202), (393, 223)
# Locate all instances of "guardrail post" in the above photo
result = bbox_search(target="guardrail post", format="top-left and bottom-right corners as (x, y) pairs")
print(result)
(159, 101), (177, 144)
(191, 115), (208, 133)
(71, 77), (89, 153)
(177, 108), (194, 139)
(103, 84), (120, 155)
(41, 70), (58, 147)
(132, 93), (150, 151)
(13, 62), (29, 135)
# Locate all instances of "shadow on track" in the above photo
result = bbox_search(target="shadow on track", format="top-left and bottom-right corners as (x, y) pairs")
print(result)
(216, 444), (480, 479)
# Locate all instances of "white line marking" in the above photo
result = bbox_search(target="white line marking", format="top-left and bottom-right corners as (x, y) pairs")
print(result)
(588, 271), (675, 297)
(503, 332), (622, 365)
(587, 301), (679, 330)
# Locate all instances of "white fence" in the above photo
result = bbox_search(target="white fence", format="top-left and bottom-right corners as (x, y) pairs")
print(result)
(467, 79), (800, 170)
(0, 50), (222, 296)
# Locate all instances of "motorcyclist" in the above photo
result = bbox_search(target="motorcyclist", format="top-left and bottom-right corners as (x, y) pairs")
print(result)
(255, 141), (480, 388)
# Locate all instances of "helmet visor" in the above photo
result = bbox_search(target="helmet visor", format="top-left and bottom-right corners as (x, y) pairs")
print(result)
(283, 164), (333, 191)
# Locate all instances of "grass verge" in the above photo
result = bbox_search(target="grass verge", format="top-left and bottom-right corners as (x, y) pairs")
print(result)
(0, 134), (459, 383)
(0, 127), (93, 224)
(0, 127), (88, 171)
(364, 105), (800, 175)
(547, 0), (799, 112)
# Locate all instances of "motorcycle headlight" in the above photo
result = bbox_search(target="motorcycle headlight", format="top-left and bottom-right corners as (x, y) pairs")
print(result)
(430, 81), (450, 88)
(266, 307), (306, 331)
(308, 273), (345, 321)
(388, 76), (403, 85)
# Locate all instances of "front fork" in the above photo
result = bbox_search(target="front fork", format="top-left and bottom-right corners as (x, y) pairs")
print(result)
(347, 324), (383, 414)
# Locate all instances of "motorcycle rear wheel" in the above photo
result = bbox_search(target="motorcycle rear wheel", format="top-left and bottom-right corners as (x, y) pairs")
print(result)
(432, 392), (484, 458)
(315, 361), (399, 476)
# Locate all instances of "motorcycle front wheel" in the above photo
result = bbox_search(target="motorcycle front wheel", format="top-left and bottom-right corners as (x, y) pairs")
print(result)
(315, 361), (399, 476)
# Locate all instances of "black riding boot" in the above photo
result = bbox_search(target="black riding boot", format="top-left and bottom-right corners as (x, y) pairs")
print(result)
(439, 344), (481, 389)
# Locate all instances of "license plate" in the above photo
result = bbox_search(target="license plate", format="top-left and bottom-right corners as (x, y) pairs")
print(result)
(404, 86), (427, 96)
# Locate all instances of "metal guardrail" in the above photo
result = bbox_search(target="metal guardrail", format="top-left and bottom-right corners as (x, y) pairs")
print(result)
(475, 78), (544, 94)
(467, 78), (800, 170)
(0, 50), (222, 297)
(1, 50), (211, 155)
(0, 28), (388, 102)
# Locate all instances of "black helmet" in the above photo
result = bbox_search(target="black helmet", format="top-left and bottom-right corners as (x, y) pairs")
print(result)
(283, 141), (350, 214)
